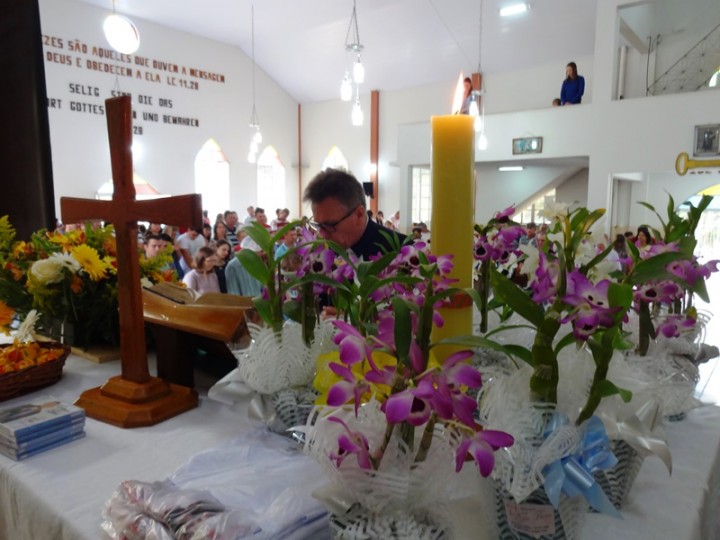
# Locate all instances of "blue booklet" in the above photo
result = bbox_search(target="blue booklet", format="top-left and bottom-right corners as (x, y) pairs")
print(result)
(0, 430), (86, 461)
(0, 398), (85, 442)
(0, 418), (85, 451)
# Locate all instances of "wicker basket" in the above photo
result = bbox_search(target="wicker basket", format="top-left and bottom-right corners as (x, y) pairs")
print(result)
(0, 343), (71, 402)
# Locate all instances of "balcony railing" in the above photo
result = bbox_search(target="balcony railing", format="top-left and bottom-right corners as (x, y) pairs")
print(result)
(648, 22), (720, 95)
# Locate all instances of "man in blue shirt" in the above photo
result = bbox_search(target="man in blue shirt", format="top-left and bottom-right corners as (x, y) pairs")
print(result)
(560, 61), (585, 105)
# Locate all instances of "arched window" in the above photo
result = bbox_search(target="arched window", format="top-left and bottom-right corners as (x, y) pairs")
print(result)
(321, 146), (348, 171)
(194, 139), (229, 221)
(96, 172), (164, 200)
(257, 146), (286, 214)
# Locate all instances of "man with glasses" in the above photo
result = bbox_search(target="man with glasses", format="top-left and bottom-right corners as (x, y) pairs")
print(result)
(303, 168), (404, 260)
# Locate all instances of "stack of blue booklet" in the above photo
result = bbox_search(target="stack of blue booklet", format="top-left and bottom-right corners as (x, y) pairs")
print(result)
(0, 397), (86, 460)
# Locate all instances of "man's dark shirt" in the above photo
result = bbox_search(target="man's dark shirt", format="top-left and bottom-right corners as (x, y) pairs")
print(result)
(350, 218), (407, 260)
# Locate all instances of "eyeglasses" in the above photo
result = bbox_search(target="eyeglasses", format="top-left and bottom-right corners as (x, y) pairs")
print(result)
(310, 206), (357, 233)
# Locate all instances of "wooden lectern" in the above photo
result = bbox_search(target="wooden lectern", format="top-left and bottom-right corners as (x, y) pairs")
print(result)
(142, 283), (254, 388)
(61, 96), (202, 428)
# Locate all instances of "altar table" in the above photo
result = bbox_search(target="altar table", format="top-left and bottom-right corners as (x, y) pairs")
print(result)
(0, 353), (719, 540)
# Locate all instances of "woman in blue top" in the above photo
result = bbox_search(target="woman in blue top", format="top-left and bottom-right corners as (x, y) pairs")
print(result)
(560, 61), (584, 105)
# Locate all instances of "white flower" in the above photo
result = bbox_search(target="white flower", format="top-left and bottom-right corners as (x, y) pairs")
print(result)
(15, 309), (39, 343)
(589, 258), (619, 282)
(519, 244), (539, 276)
(140, 277), (153, 289)
(575, 238), (596, 266)
(548, 231), (563, 248)
(30, 258), (65, 284)
(538, 201), (570, 222)
(49, 252), (81, 273)
(498, 252), (520, 274)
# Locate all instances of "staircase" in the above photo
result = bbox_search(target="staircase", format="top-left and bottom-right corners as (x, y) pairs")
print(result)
(648, 22), (720, 95)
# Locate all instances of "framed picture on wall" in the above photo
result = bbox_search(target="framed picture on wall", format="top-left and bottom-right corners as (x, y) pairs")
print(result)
(512, 136), (543, 155)
(694, 124), (720, 156)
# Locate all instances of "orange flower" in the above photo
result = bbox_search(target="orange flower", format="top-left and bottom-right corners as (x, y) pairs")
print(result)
(6, 262), (23, 281)
(0, 300), (15, 330)
(11, 241), (27, 259)
(71, 274), (84, 293)
(160, 269), (176, 282)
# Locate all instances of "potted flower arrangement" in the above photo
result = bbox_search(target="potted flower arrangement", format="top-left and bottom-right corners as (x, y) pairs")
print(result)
(0, 217), (178, 348)
(463, 198), (713, 538)
(221, 221), (336, 431)
(622, 195), (717, 421)
(302, 239), (514, 539)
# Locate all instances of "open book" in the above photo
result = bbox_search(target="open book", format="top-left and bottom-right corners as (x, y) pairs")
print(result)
(142, 282), (255, 342)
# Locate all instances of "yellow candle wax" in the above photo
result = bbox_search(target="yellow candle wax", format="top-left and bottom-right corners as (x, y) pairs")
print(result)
(430, 114), (475, 358)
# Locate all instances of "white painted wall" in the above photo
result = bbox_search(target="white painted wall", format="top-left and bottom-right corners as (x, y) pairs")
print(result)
(38, 0), (720, 235)
(396, 0), (720, 232)
(39, 0), (299, 221)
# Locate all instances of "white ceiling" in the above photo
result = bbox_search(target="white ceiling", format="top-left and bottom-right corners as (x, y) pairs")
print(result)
(78, 0), (600, 104)
(74, 0), (718, 104)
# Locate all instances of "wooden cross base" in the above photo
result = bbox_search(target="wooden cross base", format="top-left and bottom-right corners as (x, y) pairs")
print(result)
(75, 375), (198, 428)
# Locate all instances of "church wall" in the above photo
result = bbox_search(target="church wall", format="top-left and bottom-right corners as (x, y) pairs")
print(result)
(39, 0), (299, 221)
(555, 169), (589, 211)
(483, 56), (595, 113)
(475, 164), (587, 223)
(628, 170), (720, 231)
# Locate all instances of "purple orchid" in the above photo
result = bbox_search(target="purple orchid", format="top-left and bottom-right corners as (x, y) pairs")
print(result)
(633, 281), (682, 304)
(455, 429), (515, 476)
(667, 258), (720, 286)
(529, 252), (559, 303)
(384, 378), (435, 426)
(326, 362), (370, 414)
(562, 272), (619, 339)
(474, 237), (494, 261)
(332, 320), (374, 366)
(493, 206), (515, 223)
(327, 416), (373, 469)
(655, 314), (697, 338)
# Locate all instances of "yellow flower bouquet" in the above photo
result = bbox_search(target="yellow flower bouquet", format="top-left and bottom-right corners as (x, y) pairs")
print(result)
(0, 217), (178, 346)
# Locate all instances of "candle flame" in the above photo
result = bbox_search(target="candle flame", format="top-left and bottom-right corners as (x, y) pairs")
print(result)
(452, 72), (465, 114)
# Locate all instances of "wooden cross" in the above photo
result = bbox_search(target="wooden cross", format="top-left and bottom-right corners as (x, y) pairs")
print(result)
(61, 95), (203, 428)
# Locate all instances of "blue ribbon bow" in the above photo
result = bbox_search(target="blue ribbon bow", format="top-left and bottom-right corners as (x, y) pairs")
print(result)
(542, 414), (622, 518)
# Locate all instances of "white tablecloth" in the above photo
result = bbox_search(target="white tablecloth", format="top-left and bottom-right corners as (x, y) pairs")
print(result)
(1, 354), (720, 539)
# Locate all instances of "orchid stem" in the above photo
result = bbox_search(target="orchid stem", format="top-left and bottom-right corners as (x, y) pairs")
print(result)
(414, 415), (436, 463)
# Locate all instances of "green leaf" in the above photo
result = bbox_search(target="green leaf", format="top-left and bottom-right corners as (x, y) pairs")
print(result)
(283, 300), (302, 324)
(579, 244), (613, 275)
(463, 286), (484, 313)
(611, 330), (634, 351)
(569, 207), (590, 231)
(690, 276), (710, 303)
(629, 251), (685, 285)
(253, 298), (273, 325)
(271, 221), (300, 245)
(365, 252), (398, 278)
(490, 267), (544, 327)
(435, 335), (532, 364)
(607, 282), (633, 310)
(637, 201), (656, 214)
(237, 250), (270, 284)
(241, 221), (275, 255)
(595, 379), (632, 403)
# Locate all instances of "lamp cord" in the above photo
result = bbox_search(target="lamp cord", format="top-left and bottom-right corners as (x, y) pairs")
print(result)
(345, 0), (361, 49)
